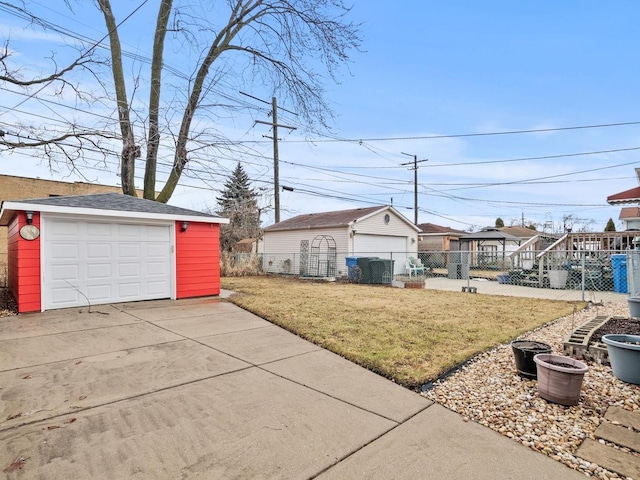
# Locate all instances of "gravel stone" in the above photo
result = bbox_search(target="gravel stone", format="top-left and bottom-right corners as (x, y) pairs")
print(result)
(422, 302), (640, 478)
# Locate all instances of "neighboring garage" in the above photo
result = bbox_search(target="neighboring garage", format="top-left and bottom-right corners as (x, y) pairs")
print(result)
(262, 205), (420, 277)
(0, 193), (228, 313)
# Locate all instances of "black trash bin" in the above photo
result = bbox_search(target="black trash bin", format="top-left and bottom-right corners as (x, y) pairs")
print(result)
(356, 257), (378, 284)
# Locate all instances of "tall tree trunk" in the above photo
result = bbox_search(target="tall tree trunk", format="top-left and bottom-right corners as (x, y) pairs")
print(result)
(155, 0), (259, 203)
(144, 0), (173, 200)
(98, 0), (137, 196)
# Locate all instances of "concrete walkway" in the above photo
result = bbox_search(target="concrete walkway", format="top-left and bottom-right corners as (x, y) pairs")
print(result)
(424, 276), (629, 304)
(0, 296), (585, 479)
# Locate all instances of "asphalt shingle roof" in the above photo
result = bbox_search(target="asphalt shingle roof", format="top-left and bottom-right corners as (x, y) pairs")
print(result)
(9, 193), (216, 218)
(417, 223), (467, 235)
(264, 206), (385, 231)
(498, 226), (539, 239)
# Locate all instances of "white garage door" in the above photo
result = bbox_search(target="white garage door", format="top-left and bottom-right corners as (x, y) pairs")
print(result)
(43, 218), (172, 310)
(353, 234), (408, 275)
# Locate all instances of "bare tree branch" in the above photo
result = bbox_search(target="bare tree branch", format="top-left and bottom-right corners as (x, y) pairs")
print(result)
(2, 0), (361, 203)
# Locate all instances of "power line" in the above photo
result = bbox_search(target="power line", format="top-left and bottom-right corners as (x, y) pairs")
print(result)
(277, 120), (640, 144)
(441, 160), (640, 192)
(0, 0), (151, 116)
(426, 146), (640, 167)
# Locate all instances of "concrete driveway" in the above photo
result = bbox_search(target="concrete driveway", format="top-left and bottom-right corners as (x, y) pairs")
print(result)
(0, 296), (583, 479)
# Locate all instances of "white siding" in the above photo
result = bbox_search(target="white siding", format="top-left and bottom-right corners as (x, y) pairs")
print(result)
(263, 227), (349, 275)
(262, 208), (419, 277)
(354, 209), (417, 237)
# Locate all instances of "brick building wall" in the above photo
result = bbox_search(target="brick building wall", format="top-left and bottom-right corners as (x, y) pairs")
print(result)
(0, 174), (144, 287)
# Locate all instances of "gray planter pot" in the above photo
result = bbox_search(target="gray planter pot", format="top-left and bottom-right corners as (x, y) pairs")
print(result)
(628, 297), (640, 317)
(602, 334), (640, 385)
(533, 354), (588, 406)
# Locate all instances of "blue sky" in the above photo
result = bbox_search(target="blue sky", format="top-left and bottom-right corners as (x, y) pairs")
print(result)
(2, 1), (640, 232)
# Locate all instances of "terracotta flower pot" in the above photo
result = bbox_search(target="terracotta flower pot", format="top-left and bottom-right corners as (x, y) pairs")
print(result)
(533, 354), (588, 406)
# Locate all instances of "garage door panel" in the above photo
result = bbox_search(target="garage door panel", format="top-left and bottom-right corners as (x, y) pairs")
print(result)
(119, 243), (140, 257)
(50, 286), (80, 305)
(51, 243), (79, 259)
(119, 224), (141, 237)
(87, 285), (112, 301)
(51, 264), (79, 281)
(87, 243), (111, 259)
(44, 219), (172, 310)
(353, 235), (409, 275)
(147, 243), (168, 257)
(51, 220), (79, 236)
(147, 261), (168, 275)
(119, 263), (140, 277)
(118, 282), (141, 298)
(146, 280), (169, 295)
(146, 225), (168, 237)
(86, 263), (111, 279)
(87, 222), (111, 236)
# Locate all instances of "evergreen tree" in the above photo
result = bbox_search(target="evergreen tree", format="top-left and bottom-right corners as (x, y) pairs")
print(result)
(605, 218), (616, 232)
(216, 163), (260, 252)
(495, 217), (505, 228)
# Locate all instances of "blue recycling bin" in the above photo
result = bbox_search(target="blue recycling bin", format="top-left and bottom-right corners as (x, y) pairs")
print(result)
(345, 256), (359, 281)
(611, 254), (628, 293)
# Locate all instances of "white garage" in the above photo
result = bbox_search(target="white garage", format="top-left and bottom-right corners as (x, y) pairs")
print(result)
(43, 218), (172, 310)
(263, 205), (419, 277)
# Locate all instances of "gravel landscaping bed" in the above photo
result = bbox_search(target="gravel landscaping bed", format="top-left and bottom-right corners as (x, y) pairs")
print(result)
(0, 288), (17, 317)
(422, 302), (640, 479)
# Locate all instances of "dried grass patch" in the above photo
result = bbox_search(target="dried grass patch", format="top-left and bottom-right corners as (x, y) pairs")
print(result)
(220, 251), (263, 277)
(222, 276), (585, 388)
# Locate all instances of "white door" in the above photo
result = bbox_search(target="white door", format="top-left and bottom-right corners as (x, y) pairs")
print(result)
(353, 234), (408, 275)
(43, 218), (172, 310)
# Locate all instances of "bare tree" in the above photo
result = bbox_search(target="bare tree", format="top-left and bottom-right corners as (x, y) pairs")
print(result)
(1, 1), (361, 202)
(0, 28), (114, 176)
(561, 214), (595, 233)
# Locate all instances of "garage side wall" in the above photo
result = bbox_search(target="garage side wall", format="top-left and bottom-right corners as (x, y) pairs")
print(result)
(175, 221), (221, 298)
(262, 227), (349, 275)
(7, 212), (41, 313)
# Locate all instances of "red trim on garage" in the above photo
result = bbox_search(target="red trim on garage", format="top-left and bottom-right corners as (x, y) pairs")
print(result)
(7, 211), (41, 313)
(175, 221), (221, 298)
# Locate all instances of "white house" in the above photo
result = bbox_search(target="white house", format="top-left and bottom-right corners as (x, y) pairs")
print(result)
(262, 205), (420, 277)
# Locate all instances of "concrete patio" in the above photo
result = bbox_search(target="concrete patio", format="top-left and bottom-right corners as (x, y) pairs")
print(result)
(0, 296), (585, 479)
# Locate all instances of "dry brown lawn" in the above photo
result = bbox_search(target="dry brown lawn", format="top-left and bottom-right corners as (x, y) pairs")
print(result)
(222, 276), (584, 388)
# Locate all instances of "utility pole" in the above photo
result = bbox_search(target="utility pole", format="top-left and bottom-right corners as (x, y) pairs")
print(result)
(254, 97), (297, 223)
(401, 152), (428, 225)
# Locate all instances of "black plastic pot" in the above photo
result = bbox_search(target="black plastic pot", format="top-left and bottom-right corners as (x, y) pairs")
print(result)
(511, 340), (552, 380)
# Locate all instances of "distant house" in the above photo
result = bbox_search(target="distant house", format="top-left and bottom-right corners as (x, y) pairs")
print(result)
(262, 205), (419, 276)
(617, 207), (640, 231)
(417, 223), (468, 251)
(607, 167), (640, 230)
(498, 226), (539, 241)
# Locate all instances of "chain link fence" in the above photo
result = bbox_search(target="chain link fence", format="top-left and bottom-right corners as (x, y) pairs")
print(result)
(230, 249), (639, 300)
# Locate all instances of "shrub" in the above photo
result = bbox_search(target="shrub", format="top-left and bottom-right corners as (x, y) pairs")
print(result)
(220, 251), (264, 277)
